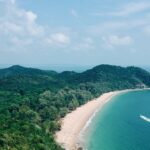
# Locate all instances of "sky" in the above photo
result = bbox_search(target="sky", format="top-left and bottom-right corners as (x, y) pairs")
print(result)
(0, 0), (150, 67)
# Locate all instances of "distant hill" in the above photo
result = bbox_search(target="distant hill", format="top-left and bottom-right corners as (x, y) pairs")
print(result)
(83, 65), (150, 85)
(0, 64), (150, 150)
(58, 64), (150, 93)
(0, 65), (57, 78)
(0, 64), (150, 94)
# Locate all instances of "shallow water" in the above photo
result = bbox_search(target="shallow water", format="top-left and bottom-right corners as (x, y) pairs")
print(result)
(82, 90), (150, 150)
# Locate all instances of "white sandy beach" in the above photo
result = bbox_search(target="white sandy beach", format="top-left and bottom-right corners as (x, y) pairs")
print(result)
(55, 90), (126, 150)
(56, 88), (150, 150)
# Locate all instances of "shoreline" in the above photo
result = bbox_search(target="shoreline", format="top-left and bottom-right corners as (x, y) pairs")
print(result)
(55, 88), (149, 150)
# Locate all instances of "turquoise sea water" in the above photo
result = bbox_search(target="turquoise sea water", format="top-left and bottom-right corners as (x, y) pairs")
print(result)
(81, 90), (150, 150)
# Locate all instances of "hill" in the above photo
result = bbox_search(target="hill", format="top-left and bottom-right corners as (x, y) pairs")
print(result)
(0, 64), (150, 150)
(0, 65), (58, 78)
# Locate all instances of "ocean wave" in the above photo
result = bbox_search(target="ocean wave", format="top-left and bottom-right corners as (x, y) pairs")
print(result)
(83, 109), (99, 131)
(140, 115), (150, 123)
(77, 108), (100, 150)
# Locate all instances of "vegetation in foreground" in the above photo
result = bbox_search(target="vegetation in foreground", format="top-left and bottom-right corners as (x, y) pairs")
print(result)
(0, 64), (150, 150)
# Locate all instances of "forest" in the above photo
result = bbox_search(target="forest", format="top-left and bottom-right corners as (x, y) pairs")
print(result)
(0, 64), (150, 150)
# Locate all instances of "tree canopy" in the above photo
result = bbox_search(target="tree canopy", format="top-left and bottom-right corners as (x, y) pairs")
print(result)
(0, 64), (149, 149)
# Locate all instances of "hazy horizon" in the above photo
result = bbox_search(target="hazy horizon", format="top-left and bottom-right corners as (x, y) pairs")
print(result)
(0, 63), (150, 73)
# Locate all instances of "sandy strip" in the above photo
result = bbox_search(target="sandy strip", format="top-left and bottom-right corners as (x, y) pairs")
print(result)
(55, 89), (142, 150)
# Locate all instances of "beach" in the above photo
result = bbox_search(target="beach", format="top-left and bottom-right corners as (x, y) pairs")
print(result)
(55, 90), (127, 150)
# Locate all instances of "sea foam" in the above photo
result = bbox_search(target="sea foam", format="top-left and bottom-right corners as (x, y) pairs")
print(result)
(77, 107), (100, 150)
(140, 115), (150, 123)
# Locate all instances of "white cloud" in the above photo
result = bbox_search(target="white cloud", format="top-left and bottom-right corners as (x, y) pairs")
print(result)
(46, 33), (70, 46)
(74, 37), (94, 51)
(112, 2), (150, 17)
(0, 0), (72, 51)
(102, 35), (134, 48)
(88, 19), (148, 37)
(0, 1), (53, 52)
(0, 22), (22, 34)
(11, 36), (32, 46)
(143, 25), (150, 35)
(88, 22), (126, 35)
(0, 0), (15, 4)
(10, 0), (15, 4)
(92, 2), (150, 17)
(0, 0), (44, 46)
(25, 11), (37, 24)
(70, 9), (78, 18)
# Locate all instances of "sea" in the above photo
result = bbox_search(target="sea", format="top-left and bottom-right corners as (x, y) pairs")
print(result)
(80, 90), (150, 150)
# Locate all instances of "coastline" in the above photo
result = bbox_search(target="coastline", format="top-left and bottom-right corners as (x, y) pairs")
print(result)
(55, 88), (149, 150)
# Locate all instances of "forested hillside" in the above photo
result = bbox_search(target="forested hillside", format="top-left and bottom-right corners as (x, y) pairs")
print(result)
(0, 64), (150, 150)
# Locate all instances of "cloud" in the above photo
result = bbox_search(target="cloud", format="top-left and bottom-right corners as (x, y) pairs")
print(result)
(92, 2), (150, 17)
(74, 37), (94, 51)
(25, 11), (37, 24)
(88, 19), (148, 37)
(0, 0), (72, 52)
(70, 9), (78, 18)
(10, 0), (15, 4)
(102, 35), (134, 48)
(0, 0), (15, 4)
(0, 0), (44, 44)
(143, 25), (150, 35)
(0, 0), (82, 55)
(112, 2), (150, 17)
(11, 36), (32, 46)
(0, 22), (22, 34)
(88, 22), (126, 35)
(45, 33), (70, 46)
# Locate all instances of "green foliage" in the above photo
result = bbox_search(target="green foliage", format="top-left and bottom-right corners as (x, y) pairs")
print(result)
(0, 64), (149, 149)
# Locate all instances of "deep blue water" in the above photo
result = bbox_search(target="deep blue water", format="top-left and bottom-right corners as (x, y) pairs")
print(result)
(82, 90), (150, 150)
